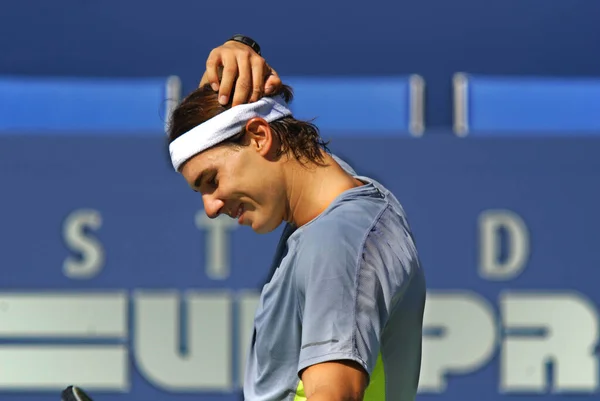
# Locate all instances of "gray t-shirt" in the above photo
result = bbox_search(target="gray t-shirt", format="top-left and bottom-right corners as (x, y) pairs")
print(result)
(243, 158), (426, 401)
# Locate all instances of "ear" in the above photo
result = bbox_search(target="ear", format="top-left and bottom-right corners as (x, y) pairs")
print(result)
(244, 117), (273, 157)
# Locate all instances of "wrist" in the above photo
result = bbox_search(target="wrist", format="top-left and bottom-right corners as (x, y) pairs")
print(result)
(226, 34), (261, 55)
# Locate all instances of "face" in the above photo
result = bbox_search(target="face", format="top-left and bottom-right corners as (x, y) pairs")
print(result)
(180, 123), (287, 234)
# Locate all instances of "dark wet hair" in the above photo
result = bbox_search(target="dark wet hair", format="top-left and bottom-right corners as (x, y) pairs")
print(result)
(166, 83), (330, 168)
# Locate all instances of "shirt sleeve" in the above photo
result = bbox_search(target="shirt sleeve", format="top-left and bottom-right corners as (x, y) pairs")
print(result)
(294, 222), (390, 377)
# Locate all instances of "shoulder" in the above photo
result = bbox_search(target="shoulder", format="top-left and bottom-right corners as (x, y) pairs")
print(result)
(301, 190), (387, 251)
(292, 184), (390, 282)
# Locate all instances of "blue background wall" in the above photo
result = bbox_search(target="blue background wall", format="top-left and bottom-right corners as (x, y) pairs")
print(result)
(2, 0), (600, 128)
(1, 1), (600, 401)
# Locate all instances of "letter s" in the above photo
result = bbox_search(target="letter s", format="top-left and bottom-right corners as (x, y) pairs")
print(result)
(62, 209), (104, 279)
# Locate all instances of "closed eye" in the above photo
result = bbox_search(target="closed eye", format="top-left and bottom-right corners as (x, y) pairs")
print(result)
(192, 168), (217, 193)
(207, 174), (217, 187)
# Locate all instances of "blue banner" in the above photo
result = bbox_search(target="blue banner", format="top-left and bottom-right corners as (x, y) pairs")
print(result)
(1, 133), (599, 401)
(463, 75), (600, 133)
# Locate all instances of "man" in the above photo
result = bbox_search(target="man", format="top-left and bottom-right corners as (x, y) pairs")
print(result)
(170, 36), (426, 401)
(65, 37), (426, 401)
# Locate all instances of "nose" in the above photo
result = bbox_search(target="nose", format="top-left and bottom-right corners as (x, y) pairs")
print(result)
(202, 194), (225, 219)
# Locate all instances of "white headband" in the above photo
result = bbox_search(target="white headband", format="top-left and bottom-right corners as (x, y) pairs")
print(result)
(169, 95), (292, 171)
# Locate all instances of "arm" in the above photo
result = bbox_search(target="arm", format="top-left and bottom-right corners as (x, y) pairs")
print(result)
(295, 227), (388, 401)
(301, 360), (369, 401)
(199, 38), (282, 106)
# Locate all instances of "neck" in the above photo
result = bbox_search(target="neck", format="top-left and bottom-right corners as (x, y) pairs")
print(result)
(283, 152), (362, 227)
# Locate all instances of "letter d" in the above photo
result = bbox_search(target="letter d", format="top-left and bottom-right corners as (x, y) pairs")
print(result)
(479, 209), (529, 281)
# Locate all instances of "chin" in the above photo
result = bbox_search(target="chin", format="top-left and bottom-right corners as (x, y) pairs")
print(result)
(251, 224), (274, 235)
(251, 217), (283, 235)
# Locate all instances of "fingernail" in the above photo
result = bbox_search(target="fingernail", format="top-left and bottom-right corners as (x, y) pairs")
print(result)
(219, 95), (228, 105)
(211, 83), (219, 91)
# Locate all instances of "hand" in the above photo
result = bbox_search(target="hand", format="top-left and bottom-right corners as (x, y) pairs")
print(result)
(199, 40), (282, 107)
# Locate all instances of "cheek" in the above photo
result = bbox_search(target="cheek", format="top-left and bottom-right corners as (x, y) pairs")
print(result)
(230, 156), (283, 204)
(261, 176), (285, 203)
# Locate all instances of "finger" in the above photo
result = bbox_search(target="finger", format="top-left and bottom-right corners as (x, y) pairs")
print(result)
(248, 59), (266, 103)
(198, 71), (209, 88)
(218, 53), (239, 105)
(264, 67), (282, 95)
(204, 50), (222, 91)
(231, 53), (253, 107)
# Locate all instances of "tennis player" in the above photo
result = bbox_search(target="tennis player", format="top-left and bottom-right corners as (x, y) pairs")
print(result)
(168, 36), (426, 401)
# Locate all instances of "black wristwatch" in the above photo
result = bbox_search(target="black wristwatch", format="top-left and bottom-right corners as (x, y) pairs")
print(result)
(227, 34), (261, 55)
